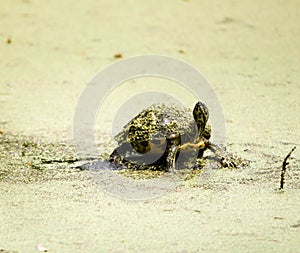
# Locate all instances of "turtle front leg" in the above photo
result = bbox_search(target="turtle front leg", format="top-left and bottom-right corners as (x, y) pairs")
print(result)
(179, 141), (206, 150)
(166, 143), (180, 172)
(204, 141), (238, 168)
(179, 141), (207, 159)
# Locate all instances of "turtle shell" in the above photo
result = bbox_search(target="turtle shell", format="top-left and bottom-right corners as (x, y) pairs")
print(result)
(115, 104), (200, 155)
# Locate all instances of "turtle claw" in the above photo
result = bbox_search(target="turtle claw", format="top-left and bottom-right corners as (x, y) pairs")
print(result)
(205, 141), (247, 169)
(220, 156), (237, 168)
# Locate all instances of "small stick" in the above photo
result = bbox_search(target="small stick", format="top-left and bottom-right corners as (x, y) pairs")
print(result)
(40, 157), (97, 164)
(279, 146), (296, 190)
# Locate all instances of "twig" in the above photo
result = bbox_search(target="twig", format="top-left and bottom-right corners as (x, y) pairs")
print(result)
(279, 146), (296, 190)
(41, 157), (98, 164)
(41, 158), (80, 164)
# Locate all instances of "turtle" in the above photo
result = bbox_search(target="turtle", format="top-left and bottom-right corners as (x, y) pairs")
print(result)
(109, 101), (235, 171)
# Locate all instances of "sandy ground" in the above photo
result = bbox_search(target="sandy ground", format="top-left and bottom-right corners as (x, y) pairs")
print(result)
(1, 0), (300, 252)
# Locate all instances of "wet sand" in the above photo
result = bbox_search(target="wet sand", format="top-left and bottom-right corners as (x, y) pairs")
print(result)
(1, 0), (300, 252)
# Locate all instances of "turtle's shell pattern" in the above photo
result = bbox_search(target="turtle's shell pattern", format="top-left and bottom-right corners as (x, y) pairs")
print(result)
(115, 104), (200, 154)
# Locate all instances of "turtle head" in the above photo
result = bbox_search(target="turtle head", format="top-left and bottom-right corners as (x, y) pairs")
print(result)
(193, 101), (209, 134)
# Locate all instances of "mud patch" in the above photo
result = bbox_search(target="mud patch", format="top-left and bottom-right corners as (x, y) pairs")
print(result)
(1, 131), (298, 191)
(0, 131), (84, 183)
